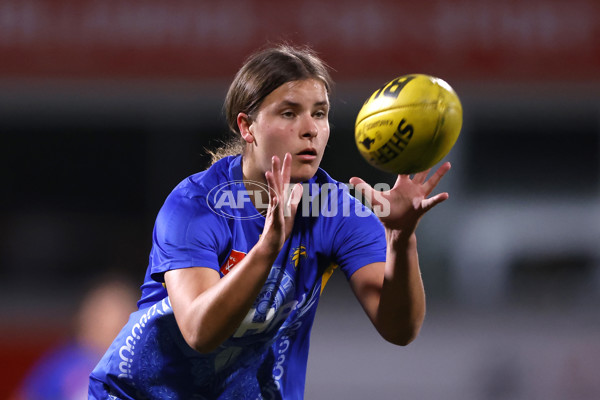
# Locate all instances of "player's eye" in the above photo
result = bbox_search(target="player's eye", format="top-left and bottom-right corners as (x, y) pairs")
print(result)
(313, 110), (328, 119)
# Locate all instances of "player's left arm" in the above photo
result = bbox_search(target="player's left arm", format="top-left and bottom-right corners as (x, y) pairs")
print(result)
(348, 162), (451, 346)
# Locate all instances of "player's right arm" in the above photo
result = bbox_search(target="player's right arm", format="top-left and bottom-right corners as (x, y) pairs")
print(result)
(164, 241), (277, 353)
(164, 154), (302, 353)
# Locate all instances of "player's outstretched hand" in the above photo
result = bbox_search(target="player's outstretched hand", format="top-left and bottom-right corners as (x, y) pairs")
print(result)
(262, 153), (303, 252)
(350, 162), (451, 235)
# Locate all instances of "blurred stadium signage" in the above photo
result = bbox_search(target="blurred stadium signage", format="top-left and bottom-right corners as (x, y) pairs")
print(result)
(0, 0), (597, 82)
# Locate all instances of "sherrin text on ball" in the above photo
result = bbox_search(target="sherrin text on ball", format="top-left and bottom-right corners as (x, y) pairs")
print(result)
(355, 74), (462, 174)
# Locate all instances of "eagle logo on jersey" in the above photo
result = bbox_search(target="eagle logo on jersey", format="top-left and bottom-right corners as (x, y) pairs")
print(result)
(291, 246), (307, 269)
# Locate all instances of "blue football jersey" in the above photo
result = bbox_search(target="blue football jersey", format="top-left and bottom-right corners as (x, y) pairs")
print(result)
(90, 155), (386, 399)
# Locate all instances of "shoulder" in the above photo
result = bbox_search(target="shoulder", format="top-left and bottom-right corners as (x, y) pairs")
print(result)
(162, 156), (240, 211)
(171, 155), (240, 200)
(155, 157), (241, 238)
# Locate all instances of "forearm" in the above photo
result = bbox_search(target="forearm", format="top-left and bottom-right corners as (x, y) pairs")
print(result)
(377, 231), (426, 345)
(168, 242), (279, 353)
(167, 154), (300, 353)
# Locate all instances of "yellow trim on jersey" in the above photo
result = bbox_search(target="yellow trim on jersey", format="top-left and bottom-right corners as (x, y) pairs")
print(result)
(320, 263), (338, 294)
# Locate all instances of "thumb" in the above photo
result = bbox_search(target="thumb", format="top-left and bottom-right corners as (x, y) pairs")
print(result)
(349, 177), (373, 194)
(421, 192), (450, 212)
(349, 177), (377, 209)
(285, 183), (304, 217)
(349, 176), (366, 187)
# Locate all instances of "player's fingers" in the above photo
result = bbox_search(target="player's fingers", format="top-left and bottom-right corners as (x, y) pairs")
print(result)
(350, 177), (378, 209)
(349, 177), (372, 193)
(422, 191), (449, 211)
(412, 168), (431, 185)
(270, 155), (282, 191)
(288, 183), (303, 207)
(281, 153), (292, 186)
(264, 171), (280, 211)
(424, 162), (451, 195)
(285, 183), (304, 218)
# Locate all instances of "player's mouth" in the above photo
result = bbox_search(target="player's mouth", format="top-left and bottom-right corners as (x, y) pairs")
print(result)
(296, 148), (318, 161)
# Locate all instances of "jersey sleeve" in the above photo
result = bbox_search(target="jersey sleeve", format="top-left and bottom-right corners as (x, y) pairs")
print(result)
(327, 193), (387, 280)
(148, 188), (230, 282)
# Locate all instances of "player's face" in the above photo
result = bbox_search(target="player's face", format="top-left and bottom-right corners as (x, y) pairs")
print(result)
(241, 78), (330, 183)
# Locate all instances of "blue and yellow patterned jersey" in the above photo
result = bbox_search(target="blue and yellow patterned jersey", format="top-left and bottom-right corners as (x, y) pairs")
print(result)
(90, 155), (386, 400)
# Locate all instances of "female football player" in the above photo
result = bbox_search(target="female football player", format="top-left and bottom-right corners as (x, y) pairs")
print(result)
(89, 43), (450, 399)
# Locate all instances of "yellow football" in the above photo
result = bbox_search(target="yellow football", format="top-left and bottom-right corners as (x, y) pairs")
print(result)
(355, 74), (462, 174)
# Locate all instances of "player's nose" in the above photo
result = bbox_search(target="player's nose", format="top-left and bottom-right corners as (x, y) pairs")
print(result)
(300, 114), (318, 139)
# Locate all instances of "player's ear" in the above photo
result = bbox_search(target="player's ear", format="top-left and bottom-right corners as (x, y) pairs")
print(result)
(237, 113), (254, 144)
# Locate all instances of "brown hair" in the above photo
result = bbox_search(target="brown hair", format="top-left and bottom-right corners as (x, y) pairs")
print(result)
(207, 44), (334, 164)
